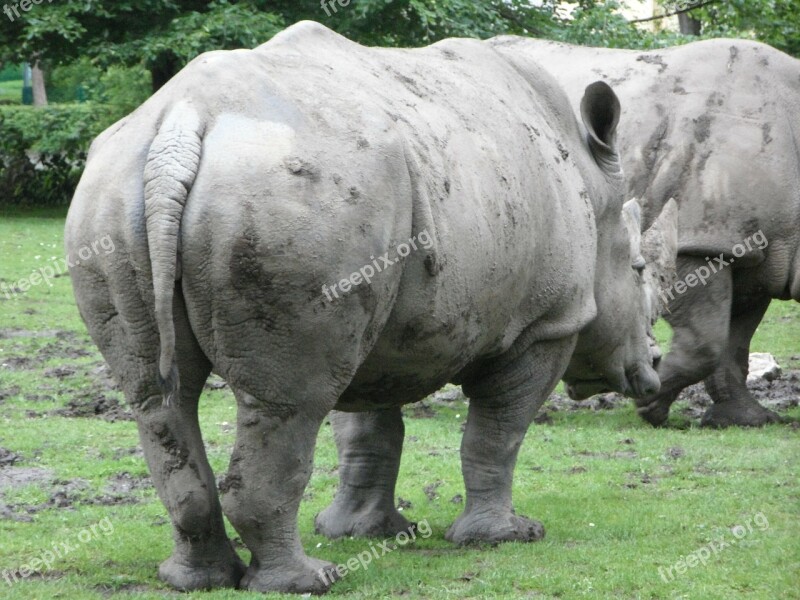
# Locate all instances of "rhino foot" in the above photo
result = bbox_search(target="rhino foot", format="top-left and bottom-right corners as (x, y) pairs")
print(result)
(636, 398), (672, 427)
(701, 401), (783, 428)
(315, 502), (415, 539)
(240, 556), (339, 594)
(445, 510), (545, 546)
(158, 546), (246, 591)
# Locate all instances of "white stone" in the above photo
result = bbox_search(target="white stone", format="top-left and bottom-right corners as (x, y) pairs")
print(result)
(747, 353), (782, 383)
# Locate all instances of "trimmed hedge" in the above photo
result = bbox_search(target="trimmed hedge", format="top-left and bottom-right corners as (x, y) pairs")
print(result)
(0, 104), (122, 206)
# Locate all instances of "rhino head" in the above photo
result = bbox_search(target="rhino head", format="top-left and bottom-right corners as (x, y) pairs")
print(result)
(562, 82), (679, 400)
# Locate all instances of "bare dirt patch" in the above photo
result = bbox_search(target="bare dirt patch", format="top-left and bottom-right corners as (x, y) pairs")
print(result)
(0, 465), (54, 521)
(540, 371), (800, 421)
(89, 472), (152, 506)
(0, 447), (22, 466)
(0, 330), (93, 372)
(0, 385), (21, 402)
(425, 372), (799, 425)
(0, 466), (53, 491)
(51, 394), (132, 422)
(675, 371), (800, 419)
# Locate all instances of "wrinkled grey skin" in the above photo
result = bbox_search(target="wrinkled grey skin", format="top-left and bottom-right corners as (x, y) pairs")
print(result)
(489, 37), (800, 427)
(66, 21), (676, 594)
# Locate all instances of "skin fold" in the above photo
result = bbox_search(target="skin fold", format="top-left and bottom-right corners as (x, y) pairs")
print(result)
(65, 21), (676, 594)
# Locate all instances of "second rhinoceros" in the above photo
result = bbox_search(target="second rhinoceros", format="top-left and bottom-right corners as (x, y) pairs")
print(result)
(66, 21), (676, 594)
(492, 37), (800, 427)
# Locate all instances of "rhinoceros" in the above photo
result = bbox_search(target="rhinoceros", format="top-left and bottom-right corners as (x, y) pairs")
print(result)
(488, 37), (800, 427)
(65, 21), (676, 594)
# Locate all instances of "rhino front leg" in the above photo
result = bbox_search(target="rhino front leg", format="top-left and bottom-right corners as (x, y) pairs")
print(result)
(636, 257), (732, 426)
(446, 335), (577, 545)
(701, 294), (782, 427)
(221, 390), (339, 594)
(315, 407), (414, 539)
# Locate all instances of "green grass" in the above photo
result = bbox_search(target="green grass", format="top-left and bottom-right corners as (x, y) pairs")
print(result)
(0, 80), (23, 104)
(1, 209), (798, 599)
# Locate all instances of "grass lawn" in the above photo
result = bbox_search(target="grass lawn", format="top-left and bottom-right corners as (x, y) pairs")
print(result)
(0, 209), (798, 599)
(0, 80), (22, 104)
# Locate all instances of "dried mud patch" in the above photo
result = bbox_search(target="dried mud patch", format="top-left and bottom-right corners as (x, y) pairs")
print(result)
(1, 330), (93, 372)
(405, 401), (437, 419)
(675, 371), (800, 419)
(0, 327), (129, 421)
(51, 393), (132, 422)
(0, 447), (22, 467)
(0, 466), (53, 491)
(0, 385), (21, 402)
(0, 466), (55, 521)
(0, 469), (152, 519)
(540, 370), (800, 421)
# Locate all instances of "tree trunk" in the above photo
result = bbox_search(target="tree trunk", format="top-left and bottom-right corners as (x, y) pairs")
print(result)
(31, 60), (47, 106)
(150, 53), (181, 93)
(678, 12), (702, 35)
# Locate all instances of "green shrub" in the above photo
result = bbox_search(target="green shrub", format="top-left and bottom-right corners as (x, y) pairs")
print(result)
(0, 104), (121, 206)
(49, 59), (152, 113)
(0, 64), (23, 82)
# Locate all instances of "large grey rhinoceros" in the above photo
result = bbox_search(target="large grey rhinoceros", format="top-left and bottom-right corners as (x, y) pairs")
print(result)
(65, 21), (676, 594)
(489, 37), (800, 427)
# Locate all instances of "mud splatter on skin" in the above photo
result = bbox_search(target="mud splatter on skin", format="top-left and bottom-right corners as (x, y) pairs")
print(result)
(629, 117), (669, 197)
(218, 453), (244, 493)
(728, 46), (740, 70)
(706, 92), (724, 108)
(153, 423), (190, 474)
(284, 157), (320, 181)
(762, 123), (774, 149)
(694, 114), (713, 143)
(229, 221), (299, 332)
(637, 54), (668, 74)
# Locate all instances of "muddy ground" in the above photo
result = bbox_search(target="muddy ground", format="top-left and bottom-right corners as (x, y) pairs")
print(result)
(426, 371), (800, 424)
(1, 327), (798, 520)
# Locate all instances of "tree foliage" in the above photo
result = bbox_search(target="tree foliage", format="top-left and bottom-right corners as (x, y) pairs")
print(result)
(684, 0), (800, 57)
(1, 0), (797, 94)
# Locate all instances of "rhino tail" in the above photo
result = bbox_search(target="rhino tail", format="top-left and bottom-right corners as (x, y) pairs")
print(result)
(143, 102), (204, 407)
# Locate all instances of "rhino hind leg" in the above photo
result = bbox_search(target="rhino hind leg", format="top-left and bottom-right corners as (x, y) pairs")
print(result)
(701, 295), (782, 427)
(315, 407), (415, 539)
(149, 296), (246, 590)
(74, 270), (245, 590)
(219, 387), (342, 594)
(445, 335), (577, 546)
(636, 257), (732, 426)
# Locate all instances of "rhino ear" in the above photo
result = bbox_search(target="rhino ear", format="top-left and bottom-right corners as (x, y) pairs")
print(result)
(580, 81), (622, 176)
